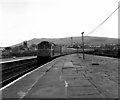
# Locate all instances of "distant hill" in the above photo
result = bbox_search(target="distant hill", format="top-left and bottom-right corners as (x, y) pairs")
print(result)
(12, 36), (118, 47)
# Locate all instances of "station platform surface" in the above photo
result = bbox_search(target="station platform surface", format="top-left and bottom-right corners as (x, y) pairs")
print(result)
(0, 56), (36, 64)
(1, 54), (118, 99)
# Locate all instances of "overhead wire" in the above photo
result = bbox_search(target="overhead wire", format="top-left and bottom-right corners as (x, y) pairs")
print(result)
(85, 5), (120, 36)
(79, 5), (120, 59)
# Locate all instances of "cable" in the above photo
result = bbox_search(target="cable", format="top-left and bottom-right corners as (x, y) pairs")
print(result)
(85, 6), (120, 36)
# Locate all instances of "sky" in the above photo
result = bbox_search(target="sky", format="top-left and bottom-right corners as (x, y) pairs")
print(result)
(0, 0), (119, 47)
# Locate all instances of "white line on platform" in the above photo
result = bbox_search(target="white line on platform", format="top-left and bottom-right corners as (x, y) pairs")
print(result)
(0, 57), (60, 91)
(20, 72), (46, 99)
(65, 81), (68, 87)
(0, 56), (37, 64)
(95, 55), (117, 60)
(65, 81), (68, 99)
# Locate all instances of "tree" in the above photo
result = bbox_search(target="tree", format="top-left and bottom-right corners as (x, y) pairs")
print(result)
(5, 47), (11, 51)
(19, 45), (25, 51)
(11, 46), (20, 53)
(23, 41), (28, 48)
(29, 44), (37, 50)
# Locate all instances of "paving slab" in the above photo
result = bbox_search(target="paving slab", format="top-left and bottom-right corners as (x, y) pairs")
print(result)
(67, 86), (102, 95)
(24, 71), (65, 98)
(64, 62), (74, 68)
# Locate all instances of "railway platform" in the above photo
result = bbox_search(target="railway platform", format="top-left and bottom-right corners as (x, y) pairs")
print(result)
(0, 56), (36, 64)
(1, 54), (118, 99)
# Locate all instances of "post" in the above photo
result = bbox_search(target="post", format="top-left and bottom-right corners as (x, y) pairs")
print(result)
(77, 42), (78, 54)
(81, 32), (85, 59)
(71, 37), (73, 47)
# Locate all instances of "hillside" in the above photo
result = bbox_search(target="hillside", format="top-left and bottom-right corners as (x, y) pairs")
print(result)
(12, 36), (118, 47)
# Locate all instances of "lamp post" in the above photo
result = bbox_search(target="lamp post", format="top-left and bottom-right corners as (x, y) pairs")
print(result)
(81, 32), (85, 59)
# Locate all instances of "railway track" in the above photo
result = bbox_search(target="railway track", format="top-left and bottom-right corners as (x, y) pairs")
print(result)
(1, 60), (38, 87)
(0, 55), (61, 88)
(0, 57), (40, 88)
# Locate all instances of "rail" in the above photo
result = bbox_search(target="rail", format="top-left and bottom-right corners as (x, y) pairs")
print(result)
(0, 56), (37, 87)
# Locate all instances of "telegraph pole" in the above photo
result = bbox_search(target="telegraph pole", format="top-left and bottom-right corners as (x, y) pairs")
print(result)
(71, 37), (73, 47)
(81, 32), (85, 59)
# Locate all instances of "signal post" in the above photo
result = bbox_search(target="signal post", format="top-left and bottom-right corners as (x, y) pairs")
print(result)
(81, 32), (85, 60)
